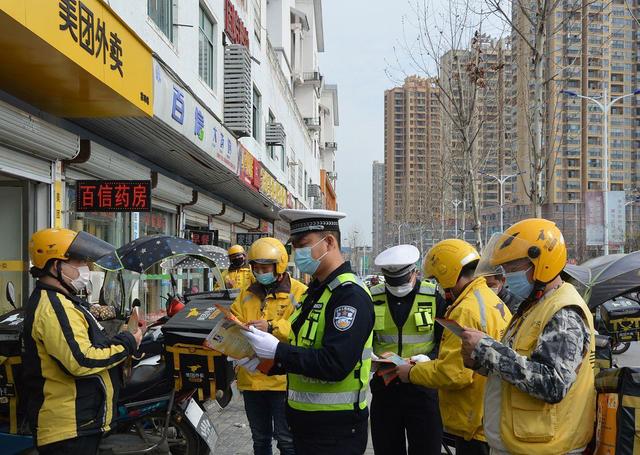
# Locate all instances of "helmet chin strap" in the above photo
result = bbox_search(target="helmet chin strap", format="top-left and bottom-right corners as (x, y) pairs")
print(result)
(47, 261), (78, 296)
(517, 280), (546, 316)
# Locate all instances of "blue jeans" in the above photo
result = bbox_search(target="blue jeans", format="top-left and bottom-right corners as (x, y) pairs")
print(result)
(243, 390), (295, 455)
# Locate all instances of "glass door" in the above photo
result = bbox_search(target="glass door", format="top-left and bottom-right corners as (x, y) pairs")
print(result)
(0, 183), (23, 313)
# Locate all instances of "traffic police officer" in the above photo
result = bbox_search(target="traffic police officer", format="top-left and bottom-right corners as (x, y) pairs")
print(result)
(242, 209), (375, 455)
(221, 244), (255, 290)
(370, 245), (445, 455)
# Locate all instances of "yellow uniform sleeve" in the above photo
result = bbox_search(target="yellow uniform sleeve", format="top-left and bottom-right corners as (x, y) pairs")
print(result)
(35, 293), (134, 377)
(409, 304), (481, 390)
(230, 290), (246, 323)
(271, 279), (307, 342)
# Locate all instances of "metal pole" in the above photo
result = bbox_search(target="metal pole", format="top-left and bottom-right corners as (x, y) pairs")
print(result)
(499, 177), (505, 232)
(462, 199), (466, 242)
(603, 86), (610, 255)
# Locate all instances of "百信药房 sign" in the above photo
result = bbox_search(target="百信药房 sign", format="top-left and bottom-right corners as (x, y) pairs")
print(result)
(76, 180), (151, 212)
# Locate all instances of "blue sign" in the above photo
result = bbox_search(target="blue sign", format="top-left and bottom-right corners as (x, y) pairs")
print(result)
(171, 87), (185, 125)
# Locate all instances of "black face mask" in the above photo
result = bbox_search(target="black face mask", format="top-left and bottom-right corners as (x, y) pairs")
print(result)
(230, 257), (246, 269)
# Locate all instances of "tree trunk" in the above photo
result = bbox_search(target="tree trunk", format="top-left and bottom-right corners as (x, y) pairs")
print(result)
(532, 17), (546, 218)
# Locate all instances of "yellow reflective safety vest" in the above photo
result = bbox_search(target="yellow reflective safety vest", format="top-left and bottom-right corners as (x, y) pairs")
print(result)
(287, 273), (373, 412)
(500, 283), (595, 454)
(371, 281), (437, 357)
(219, 267), (254, 290)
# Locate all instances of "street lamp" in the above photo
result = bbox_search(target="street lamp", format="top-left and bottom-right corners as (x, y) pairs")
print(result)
(452, 200), (462, 238)
(560, 88), (640, 255)
(479, 170), (525, 232)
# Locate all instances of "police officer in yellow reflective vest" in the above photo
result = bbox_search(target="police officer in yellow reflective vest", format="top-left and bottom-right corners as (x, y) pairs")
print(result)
(243, 209), (375, 455)
(369, 245), (445, 455)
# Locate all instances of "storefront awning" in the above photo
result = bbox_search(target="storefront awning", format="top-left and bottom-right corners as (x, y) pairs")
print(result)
(0, 1), (152, 118)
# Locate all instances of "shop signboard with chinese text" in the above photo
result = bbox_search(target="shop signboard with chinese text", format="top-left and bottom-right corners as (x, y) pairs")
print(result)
(259, 166), (287, 208)
(609, 191), (626, 245)
(0, 0), (153, 117)
(239, 145), (261, 191)
(236, 233), (268, 248)
(76, 180), (151, 212)
(225, 0), (249, 47)
(187, 229), (219, 246)
(154, 63), (241, 174)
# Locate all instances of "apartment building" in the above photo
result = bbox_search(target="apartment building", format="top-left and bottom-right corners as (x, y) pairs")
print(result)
(372, 160), (385, 258)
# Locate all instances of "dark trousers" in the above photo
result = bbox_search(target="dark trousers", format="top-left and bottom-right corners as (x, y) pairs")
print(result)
(370, 384), (442, 455)
(454, 436), (490, 455)
(243, 390), (295, 455)
(292, 419), (368, 455)
(37, 434), (101, 455)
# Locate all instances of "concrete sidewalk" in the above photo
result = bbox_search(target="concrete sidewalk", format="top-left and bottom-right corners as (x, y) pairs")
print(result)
(206, 384), (375, 454)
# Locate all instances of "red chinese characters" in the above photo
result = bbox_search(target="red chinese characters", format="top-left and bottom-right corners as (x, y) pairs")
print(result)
(76, 180), (151, 212)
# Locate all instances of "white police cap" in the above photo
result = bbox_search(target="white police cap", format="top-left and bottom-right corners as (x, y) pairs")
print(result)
(278, 209), (346, 236)
(375, 244), (421, 278)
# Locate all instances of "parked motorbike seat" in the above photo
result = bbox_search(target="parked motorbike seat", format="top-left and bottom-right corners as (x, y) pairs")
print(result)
(119, 356), (172, 403)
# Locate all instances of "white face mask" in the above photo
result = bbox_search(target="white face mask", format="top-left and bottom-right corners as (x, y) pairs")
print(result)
(490, 286), (501, 295)
(63, 265), (92, 293)
(386, 282), (414, 298)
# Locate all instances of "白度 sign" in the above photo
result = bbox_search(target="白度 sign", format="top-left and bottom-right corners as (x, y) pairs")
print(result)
(76, 180), (151, 212)
(225, 0), (249, 47)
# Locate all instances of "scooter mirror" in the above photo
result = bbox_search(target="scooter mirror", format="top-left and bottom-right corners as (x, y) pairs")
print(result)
(6, 281), (16, 309)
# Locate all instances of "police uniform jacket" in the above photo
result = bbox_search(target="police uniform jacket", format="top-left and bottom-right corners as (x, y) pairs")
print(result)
(22, 282), (137, 447)
(270, 261), (375, 435)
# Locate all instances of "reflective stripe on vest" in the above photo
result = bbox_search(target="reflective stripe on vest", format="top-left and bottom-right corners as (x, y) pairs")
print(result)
(287, 272), (373, 412)
(288, 389), (368, 406)
(375, 333), (433, 344)
(474, 289), (487, 332)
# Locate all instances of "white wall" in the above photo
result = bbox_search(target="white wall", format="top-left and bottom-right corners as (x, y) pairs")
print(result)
(108, 0), (329, 208)
(109, 0), (225, 118)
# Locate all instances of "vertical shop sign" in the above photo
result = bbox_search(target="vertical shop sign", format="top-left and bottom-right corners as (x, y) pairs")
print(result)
(54, 160), (63, 228)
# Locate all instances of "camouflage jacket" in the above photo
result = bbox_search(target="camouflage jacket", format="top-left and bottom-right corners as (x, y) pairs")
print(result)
(471, 307), (590, 404)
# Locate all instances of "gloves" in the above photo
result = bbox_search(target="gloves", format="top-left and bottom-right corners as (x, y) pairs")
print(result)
(242, 326), (280, 359)
(410, 354), (431, 363)
(228, 356), (260, 373)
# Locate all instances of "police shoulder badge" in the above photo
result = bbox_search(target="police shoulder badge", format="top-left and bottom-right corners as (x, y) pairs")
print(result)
(333, 305), (357, 331)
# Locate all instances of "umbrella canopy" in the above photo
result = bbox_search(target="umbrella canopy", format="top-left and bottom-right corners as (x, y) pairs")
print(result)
(160, 245), (229, 270)
(95, 235), (217, 273)
(564, 252), (640, 309)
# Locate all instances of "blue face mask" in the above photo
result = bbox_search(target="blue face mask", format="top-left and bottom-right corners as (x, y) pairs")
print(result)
(254, 271), (277, 286)
(294, 237), (328, 276)
(505, 267), (534, 302)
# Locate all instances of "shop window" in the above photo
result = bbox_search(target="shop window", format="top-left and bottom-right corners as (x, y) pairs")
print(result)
(199, 6), (216, 89)
(66, 184), (131, 248)
(148, 0), (174, 42)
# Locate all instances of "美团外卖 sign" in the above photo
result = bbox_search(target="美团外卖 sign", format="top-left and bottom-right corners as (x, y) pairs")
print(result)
(76, 180), (151, 212)
(0, 0), (153, 117)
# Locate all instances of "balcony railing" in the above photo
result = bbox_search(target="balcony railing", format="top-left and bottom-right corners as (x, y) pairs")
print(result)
(304, 117), (321, 131)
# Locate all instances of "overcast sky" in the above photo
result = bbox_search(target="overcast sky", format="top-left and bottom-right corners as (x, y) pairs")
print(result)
(318, 0), (416, 246)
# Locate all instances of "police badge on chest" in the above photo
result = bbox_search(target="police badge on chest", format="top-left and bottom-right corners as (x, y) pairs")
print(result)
(333, 305), (357, 331)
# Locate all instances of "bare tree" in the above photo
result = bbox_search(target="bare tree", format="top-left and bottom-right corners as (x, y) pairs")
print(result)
(390, 0), (514, 249)
(482, 0), (600, 217)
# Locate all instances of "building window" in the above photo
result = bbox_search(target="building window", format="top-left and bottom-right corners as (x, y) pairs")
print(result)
(199, 6), (215, 88)
(252, 86), (262, 140)
(267, 110), (276, 160)
(253, 0), (262, 44)
(148, 0), (173, 41)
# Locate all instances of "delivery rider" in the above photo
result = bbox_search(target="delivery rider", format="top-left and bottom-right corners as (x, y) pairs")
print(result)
(230, 237), (307, 455)
(396, 239), (511, 455)
(22, 228), (143, 454)
(461, 218), (595, 455)
(369, 244), (445, 455)
(221, 244), (255, 290)
(242, 209), (374, 455)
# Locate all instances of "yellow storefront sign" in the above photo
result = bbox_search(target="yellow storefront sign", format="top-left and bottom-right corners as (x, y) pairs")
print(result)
(0, 261), (27, 272)
(0, 0), (152, 117)
(259, 168), (287, 208)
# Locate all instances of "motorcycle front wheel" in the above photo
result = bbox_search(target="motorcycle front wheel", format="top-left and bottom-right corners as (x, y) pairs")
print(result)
(103, 411), (208, 455)
(612, 341), (631, 355)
